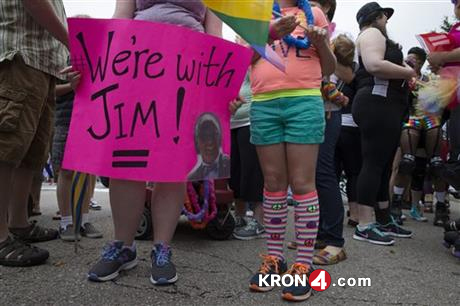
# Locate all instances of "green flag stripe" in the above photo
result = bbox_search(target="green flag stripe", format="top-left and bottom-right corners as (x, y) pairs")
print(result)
(212, 10), (269, 47)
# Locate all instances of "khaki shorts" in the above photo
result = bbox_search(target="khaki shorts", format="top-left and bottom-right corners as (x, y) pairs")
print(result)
(0, 56), (55, 170)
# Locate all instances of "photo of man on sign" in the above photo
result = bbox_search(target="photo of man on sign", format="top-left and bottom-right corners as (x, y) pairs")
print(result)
(188, 112), (230, 181)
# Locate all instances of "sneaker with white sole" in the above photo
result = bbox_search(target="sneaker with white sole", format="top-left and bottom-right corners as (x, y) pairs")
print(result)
(233, 218), (265, 240)
(81, 223), (103, 239)
(150, 243), (177, 285)
(88, 241), (137, 282)
(353, 223), (394, 246)
(59, 225), (81, 242)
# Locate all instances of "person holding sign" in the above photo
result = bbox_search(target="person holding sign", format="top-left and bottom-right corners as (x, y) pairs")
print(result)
(248, 0), (335, 302)
(0, 0), (69, 267)
(87, 0), (222, 285)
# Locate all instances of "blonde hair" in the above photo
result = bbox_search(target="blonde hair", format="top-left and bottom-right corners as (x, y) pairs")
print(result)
(332, 34), (355, 67)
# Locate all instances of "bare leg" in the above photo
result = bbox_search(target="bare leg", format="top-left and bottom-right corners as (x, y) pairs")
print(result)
(357, 205), (374, 226)
(253, 202), (264, 224)
(30, 172), (43, 213)
(348, 201), (359, 222)
(56, 169), (73, 218)
(234, 199), (246, 217)
(256, 144), (288, 192)
(286, 143), (319, 194)
(110, 179), (146, 245)
(151, 182), (186, 245)
(8, 167), (34, 228)
(0, 163), (14, 242)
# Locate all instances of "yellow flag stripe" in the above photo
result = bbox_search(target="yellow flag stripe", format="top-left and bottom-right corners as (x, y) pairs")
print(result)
(203, 0), (273, 22)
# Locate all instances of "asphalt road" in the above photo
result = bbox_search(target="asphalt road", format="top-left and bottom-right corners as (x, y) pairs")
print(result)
(1, 185), (459, 306)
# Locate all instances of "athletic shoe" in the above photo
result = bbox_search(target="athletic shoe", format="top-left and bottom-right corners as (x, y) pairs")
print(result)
(81, 223), (103, 239)
(410, 206), (428, 222)
(249, 255), (288, 292)
(379, 217), (413, 238)
(444, 218), (460, 232)
(150, 243), (177, 285)
(434, 203), (450, 227)
(234, 216), (247, 229)
(443, 231), (459, 249)
(233, 218), (265, 240)
(353, 224), (394, 246)
(89, 199), (102, 210)
(88, 241), (137, 282)
(282, 263), (313, 302)
(59, 225), (81, 242)
(453, 238), (460, 259)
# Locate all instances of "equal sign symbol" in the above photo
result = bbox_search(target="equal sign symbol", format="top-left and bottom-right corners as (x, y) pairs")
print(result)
(112, 150), (150, 168)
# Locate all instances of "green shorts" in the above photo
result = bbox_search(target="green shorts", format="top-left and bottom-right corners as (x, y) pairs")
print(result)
(250, 96), (325, 145)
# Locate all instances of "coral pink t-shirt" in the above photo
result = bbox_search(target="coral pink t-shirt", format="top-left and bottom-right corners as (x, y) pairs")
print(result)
(251, 6), (329, 96)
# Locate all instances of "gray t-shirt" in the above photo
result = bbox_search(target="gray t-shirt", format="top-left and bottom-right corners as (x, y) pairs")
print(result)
(135, 0), (206, 32)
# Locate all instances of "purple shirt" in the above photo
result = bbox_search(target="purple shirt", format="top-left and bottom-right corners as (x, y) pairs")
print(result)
(135, 0), (206, 32)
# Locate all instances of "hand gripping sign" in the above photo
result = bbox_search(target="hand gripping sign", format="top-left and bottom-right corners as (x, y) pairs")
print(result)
(62, 18), (252, 182)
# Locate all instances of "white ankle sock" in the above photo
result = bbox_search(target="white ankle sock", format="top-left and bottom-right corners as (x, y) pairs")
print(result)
(393, 186), (405, 195)
(60, 216), (73, 230)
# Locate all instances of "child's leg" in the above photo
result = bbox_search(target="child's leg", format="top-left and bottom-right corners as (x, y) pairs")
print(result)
(256, 144), (289, 259)
(286, 143), (319, 266)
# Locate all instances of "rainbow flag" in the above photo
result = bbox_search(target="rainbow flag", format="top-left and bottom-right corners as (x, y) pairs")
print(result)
(203, 0), (284, 71)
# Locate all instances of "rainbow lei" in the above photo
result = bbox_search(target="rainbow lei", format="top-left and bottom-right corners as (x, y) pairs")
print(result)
(273, 0), (315, 49)
(184, 180), (217, 229)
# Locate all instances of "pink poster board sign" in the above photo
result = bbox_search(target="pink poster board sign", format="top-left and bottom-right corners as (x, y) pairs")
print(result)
(62, 18), (252, 182)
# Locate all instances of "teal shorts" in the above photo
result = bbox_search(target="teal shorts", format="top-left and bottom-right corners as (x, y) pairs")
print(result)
(250, 96), (325, 145)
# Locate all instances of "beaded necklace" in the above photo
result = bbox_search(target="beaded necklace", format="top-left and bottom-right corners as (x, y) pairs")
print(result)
(272, 0), (315, 49)
(184, 180), (217, 229)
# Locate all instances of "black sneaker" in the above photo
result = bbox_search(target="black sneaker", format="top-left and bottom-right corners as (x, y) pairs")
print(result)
(390, 194), (403, 225)
(453, 238), (460, 259)
(444, 219), (460, 232)
(443, 231), (459, 248)
(150, 243), (177, 285)
(0, 236), (49, 267)
(282, 263), (314, 302)
(88, 241), (138, 282)
(434, 203), (450, 227)
(379, 218), (413, 238)
(353, 224), (394, 246)
(249, 254), (288, 292)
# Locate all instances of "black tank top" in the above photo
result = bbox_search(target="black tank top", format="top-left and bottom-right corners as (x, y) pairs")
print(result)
(355, 31), (408, 97)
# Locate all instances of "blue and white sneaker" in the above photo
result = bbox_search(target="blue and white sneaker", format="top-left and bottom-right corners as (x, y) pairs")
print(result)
(353, 223), (394, 245)
(150, 243), (178, 285)
(88, 241), (137, 282)
(282, 263), (313, 302)
(410, 206), (427, 222)
(379, 217), (413, 238)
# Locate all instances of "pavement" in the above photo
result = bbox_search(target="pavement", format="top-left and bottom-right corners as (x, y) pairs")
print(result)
(1, 184), (459, 306)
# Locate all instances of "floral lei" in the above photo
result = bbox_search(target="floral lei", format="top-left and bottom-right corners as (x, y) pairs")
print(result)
(183, 180), (217, 229)
(273, 0), (315, 49)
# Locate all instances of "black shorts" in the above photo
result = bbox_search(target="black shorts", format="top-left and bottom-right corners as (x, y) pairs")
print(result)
(230, 126), (264, 202)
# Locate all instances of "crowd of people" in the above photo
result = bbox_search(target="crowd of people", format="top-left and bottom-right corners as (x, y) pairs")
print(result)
(0, 0), (459, 303)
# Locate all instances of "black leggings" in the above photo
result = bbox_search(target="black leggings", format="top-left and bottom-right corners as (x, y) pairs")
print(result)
(449, 105), (460, 160)
(352, 89), (407, 207)
(335, 126), (362, 202)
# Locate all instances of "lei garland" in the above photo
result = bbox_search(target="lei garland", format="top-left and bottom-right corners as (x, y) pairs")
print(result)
(272, 0), (315, 49)
(184, 180), (217, 229)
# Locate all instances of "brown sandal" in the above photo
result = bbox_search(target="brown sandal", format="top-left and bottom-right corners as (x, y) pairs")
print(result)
(10, 221), (59, 243)
(313, 248), (347, 265)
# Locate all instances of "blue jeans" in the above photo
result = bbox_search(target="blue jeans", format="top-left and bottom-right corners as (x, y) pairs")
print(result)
(316, 111), (345, 247)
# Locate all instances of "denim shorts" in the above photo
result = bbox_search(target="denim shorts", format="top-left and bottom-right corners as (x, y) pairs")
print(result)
(250, 96), (325, 145)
